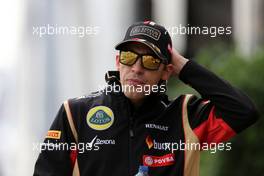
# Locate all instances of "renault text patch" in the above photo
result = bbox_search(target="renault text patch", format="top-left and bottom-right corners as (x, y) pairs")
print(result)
(86, 106), (114, 130)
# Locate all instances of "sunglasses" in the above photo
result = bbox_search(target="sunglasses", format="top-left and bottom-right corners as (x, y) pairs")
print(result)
(119, 50), (167, 70)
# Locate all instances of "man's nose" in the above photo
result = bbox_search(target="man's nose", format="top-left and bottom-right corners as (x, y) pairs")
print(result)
(131, 58), (144, 74)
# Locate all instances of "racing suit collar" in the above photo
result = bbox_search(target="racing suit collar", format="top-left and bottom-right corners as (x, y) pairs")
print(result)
(105, 71), (170, 119)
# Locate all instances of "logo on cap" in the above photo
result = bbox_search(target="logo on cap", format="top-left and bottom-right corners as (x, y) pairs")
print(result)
(86, 106), (114, 131)
(130, 25), (161, 41)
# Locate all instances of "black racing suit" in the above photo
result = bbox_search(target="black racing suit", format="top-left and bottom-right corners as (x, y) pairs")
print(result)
(33, 60), (258, 176)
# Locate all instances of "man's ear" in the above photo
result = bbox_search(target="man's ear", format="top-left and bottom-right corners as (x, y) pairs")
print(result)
(161, 64), (174, 80)
(116, 54), (120, 71)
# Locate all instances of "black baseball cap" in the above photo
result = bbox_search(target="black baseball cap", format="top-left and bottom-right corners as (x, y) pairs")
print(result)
(115, 21), (172, 64)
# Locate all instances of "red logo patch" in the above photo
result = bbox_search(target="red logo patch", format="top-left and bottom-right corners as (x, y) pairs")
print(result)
(143, 153), (175, 167)
(146, 135), (154, 149)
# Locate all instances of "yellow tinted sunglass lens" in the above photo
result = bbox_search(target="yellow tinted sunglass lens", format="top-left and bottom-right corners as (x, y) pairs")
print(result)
(120, 51), (138, 65)
(142, 56), (161, 70)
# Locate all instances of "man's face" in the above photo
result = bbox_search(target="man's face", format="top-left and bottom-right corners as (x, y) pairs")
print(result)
(116, 42), (171, 105)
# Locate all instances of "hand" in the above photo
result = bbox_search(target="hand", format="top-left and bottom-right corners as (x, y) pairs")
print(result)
(168, 45), (189, 77)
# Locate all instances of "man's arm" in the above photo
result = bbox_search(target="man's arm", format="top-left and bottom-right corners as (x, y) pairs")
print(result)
(169, 47), (259, 143)
(33, 103), (77, 176)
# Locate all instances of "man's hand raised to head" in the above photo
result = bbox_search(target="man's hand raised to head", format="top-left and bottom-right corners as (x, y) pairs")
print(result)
(168, 45), (189, 77)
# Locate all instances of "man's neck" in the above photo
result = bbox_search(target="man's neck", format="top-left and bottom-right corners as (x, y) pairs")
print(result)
(129, 98), (145, 109)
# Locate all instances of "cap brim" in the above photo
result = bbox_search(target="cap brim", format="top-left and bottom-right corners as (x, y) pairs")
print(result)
(115, 40), (168, 64)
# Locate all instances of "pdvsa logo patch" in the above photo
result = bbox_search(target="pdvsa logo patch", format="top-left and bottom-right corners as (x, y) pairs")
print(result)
(143, 153), (175, 167)
(86, 106), (114, 131)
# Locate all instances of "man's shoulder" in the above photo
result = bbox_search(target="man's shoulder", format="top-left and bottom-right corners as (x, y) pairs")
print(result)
(66, 90), (107, 107)
(169, 94), (201, 105)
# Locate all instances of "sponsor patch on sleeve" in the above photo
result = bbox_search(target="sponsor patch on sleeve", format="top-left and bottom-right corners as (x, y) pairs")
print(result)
(46, 130), (61, 139)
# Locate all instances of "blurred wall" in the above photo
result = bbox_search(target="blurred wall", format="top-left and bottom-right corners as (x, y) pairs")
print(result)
(233, 0), (264, 56)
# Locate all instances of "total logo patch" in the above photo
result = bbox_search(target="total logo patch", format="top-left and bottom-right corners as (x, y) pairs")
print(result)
(146, 135), (154, 149)
(86, 106), (114, 131)
(143, 153), (175, 167)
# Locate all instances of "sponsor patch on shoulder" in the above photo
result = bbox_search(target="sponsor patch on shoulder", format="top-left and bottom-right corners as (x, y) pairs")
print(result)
(143, 153), (175, 167)
(46, 130), (61, 139)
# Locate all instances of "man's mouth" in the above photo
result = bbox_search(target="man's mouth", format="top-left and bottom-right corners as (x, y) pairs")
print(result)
(126, 78), (146, 86)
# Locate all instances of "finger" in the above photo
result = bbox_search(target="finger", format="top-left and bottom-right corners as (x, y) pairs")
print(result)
(167, 44), (172, 54)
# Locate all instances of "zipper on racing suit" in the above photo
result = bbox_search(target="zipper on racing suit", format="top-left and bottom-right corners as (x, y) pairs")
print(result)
(129, 115), (135, 137)
(128, 104), (136, 175)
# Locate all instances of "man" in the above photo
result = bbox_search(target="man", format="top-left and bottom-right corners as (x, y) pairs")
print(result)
(33, 21), (258, 176)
